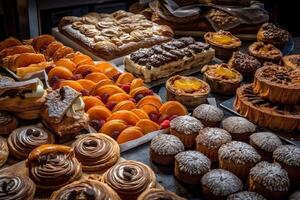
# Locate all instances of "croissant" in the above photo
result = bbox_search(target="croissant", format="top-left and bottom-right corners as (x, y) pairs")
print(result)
(44, 41), (64, 59)
(0, 45), (35, 60)
(51, 46), (74, 61)
(0, 37), (22, 52)
(31, 34), (55, 52)
(16, 61), (54, 77)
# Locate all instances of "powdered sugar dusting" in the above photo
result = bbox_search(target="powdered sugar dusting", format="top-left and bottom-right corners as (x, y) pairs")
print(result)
(222, 116), (256, 134)
(201, 169), (243, 196)
(250, 132), (282, 152)
(175, 151), (211, 175)
(150, 134), (184, 155)
(193, 104), (224, 122)
(218, 141), (261, 165)
(250, 161), (289, 192)
(196, 128), (232, 149)
(170, 116), (203, 135)
(273, 145), (300, 167)
(289, 191), (300, 200)
(227, 191), (266, 200)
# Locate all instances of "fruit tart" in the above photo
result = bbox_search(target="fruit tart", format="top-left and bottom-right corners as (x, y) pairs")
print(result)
(282, 54), (300, 69)
(253, 63), (300, 104)
(201, 64), (243, 95)
(248, 42), (282, 63)
(204, 30), (241, 60)
(166, 75), (210, 108)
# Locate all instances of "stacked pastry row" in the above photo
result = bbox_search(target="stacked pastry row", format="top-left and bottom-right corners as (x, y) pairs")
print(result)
(149, 104), (300, 200)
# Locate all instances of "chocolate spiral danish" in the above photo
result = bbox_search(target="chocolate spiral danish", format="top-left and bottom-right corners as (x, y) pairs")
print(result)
(0, 111), (17, 135)
(8, 126), (54, 159)
(72, 133), (120, 172)
(26, 144), (82, 191)
(0, 137), (9, 167)
(0, 173), (36, 200)
(50, 179), (121, 200)
(138, 188), (186, 200)
(103, 160), (156, 200)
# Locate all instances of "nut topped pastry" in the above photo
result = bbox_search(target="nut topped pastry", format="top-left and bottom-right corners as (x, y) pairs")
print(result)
(227, 191), (266, 200)
(192, 104), (224, 127)
(257, 23), (290, 48)
(72, 133), (120, 172)
(228, 51), (261, 76)
(248, 42), (282, 63)
(0, 111), (17, 136)
(8, 126), (55, 159)
(138, 188), (186, 200)
(282, 54), (300, 68)
(166, 75), (210, 108)
(0, 137), (9, 167)
(26, 144), (82, 191)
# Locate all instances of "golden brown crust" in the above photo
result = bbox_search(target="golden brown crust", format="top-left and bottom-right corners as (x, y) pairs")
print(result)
(248, 42), (282, 63)
(0, 111), (18, 135)
(0, 37), (22, 52)
(138, 188), (186, 200)
(257, 23), (290, 48)
(0, 45), (35, 61)
(282, 54), (300, 69)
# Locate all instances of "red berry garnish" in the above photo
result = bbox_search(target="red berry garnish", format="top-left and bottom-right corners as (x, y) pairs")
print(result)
(169, 115), (178, 121)
(90, 119), (105, 131)
(128, 98), (137, 103)
(106, 101), (117, 111)
(112, 72), (122, 82)
(82, 70), (92, 77)
(45, 66), (54, 74)
(80, 89), (89, 96)
(134, 93), (144, 102)
(71, 74), (83, 80)
(120, 84), (131, 93)
(49, 76), (60, 87)
(51, 82), (60, 90)
(149, 112), (161, 123)
(100, 93), (109, 104)
(111, 130), (120, 140)
(160, 119), (170, 129)
(144, 89), (154, 96)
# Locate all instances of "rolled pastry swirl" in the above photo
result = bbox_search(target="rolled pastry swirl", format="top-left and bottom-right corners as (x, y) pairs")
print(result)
(103, 160), (156, 200)
(138, 188), (186, 200)
(0, 173), (36, 200)
(8, 126), (54, 159)
(0, 137), (9, 167)
(50, 179), (121, 200)
(26, 144), (82, 191)
(72, 133), (120, 172)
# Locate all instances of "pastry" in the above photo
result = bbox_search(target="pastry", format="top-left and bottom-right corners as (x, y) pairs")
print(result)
(248, 161), (289, 200)
(0, 111), (18, 135)
(138, 188), (186, 200)
(31, 34), (56, 53)
(7, 126), (54, 159)
(289, 191), (300, 200)
(253, 64), (300, 105)
(170, 115), (204, 149)
(221, 116), (256, 142)
(26, 144), (82, 191)
(103, 160), (156, 200)
(192, 104), (224, 127)
(227, 191), (266, 200)
(124, 37), (215, 83)
(257, 23), (290, 49)
(72, 133), (120, 172)
(0, 45), (35, 61)
(273, 145), (300, 183)
(50, 179), (121, 200)
(0, 37), (22, 52)
(201, 169), (243, 200)
(41, 86), (89, 138)
(249, 132), (282, 162)
(150, 134), (184, 165)
(204, 30), (241, 60)
(0, 76), (46, 120)
(196, 127), (232, 162)
(248, 42), (282, 63)
(218, 141), (261, 180)
(16, 61), (54, 78)
(58, 11), (173, 60)
(202, 64), (243, 95)
(235, 84), (300, 132)
(282, 54), (300, 69)
(0, 137), (9, 167)
(174, 150), (211, 184)
(0, 173), (36, 200)
(166, 75), (210, 108)
(228, 51), (261, 77)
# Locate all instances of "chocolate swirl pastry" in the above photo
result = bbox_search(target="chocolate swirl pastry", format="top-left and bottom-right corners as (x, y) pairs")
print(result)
(8, 126), (54, 159)
(50, 179), (121, 200)
(0, 111), (17, 136)
(72, 133), (120, 172)
(138, 188), (186, 200)
(0, 173), (36, 200)
(103, 160), (156, 200)
(26, 144), (82, 191)
(0, 137), (9, 167)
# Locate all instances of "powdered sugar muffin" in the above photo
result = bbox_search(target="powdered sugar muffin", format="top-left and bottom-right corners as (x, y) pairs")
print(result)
(150, 134), (184, 165)
(170, 115), (204, 149)
(196, 128), (232, 162)
(249, 161), (290, 200)
(289, 191), (300, 200)
(174, 150), (211, 184)
(218, 141), (261, 181)
(249, 132), (282, 162)
(221, 116), (256, 142)
(273, 145), (300, 183)
(201, 169), (243, 200)
(227, 191), (266, 200)
(0, 136), (9, 167)
(192, 104), (224, 127)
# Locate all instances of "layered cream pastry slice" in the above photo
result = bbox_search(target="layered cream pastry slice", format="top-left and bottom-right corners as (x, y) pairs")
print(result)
(124, 37), (215, 83)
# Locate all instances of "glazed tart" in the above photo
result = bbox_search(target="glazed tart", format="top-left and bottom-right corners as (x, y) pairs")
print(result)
(124, 37), (215, 83)
(253, 64), (300, 104)
(282, 54), (300, 68)
(257, 23), (290, 48)
(234, 84), (300, 132)
(204, 30), (241, 60)
(202, 64), (243, 95)
(248, 42), (282, 63)
(166, 75), (210, 108)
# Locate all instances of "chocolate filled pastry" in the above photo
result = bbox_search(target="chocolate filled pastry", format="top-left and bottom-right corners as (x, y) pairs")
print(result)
(0, 137), (9, 167)
(103, 160), (156, 200)
(0, 173), (36, 200)
(41, 86), (89, 138)
(8, 126), (55, 159)
(0, 76), (46, 120)
(26, 144), (82, 191)
(72, 133), (120, 172)
(0, 111), (17, 135)
(138, 188), (186, 200)
(50, 179), (121, 200)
